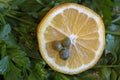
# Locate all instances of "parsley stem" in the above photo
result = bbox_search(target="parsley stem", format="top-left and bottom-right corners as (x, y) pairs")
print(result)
(112, 16), (120, 23)
(0, 13), (6, 25)
(6, 13), (36, 26)
(95, 65), (120, 68)
(106, 30), (120, 36)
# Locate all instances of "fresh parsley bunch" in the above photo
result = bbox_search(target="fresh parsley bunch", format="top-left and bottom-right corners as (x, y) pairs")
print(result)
(0, 0), (120, 80)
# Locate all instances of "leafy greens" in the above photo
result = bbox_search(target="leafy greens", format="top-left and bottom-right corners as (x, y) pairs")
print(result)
(0, 0), (120, 80)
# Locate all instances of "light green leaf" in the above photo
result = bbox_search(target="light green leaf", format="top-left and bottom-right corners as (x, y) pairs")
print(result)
(36, 0), (45, 6)
(105, 34), (120, 64)
(0, 0), (10, 3)
(0, 24), (11, 39)
(105, 24), (120, 65)
(0, 26), (18, 48)
(0, 56), (10, 75)
(4, 33), (18, 48)
(0, 1), (9, 13)
(118, 76), (120, 80)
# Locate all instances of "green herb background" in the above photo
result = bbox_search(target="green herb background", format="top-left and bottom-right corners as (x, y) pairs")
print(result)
(0, 0), (120, 80)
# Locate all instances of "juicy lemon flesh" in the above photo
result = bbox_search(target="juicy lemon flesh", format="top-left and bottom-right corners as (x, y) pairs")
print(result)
(45, 9), (99, 67)
(38, 3), (105, 74)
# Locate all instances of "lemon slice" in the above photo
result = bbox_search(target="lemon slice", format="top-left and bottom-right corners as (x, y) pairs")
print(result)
(37, 3), (105, 74)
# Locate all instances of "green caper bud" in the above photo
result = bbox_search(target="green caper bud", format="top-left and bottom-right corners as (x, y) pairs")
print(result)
(59, 48), (69, 60)
(52, 41), (63, 51)
(62, 37), (71, 48)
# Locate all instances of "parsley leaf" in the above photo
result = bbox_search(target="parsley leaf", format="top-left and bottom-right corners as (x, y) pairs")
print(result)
(0, 0), (120, 80)
(4, 61), (21, 80)
(28, 62), (47, 80)
(8, 48), (30, 68)
(0, 24), (11, 39)
(0, 56), (10, 75)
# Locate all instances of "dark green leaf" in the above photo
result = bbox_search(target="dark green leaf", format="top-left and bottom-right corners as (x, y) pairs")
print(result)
(94, 0), (114, 25)
(37, 7), (51, 20)
(55, 0), (79, 4)
(100, 68), (111, 80)
(4, 61), (21, 80)
(0, 42), (7, 57)
(35, 62), (47, 79)
(114, 0), (120, 12)
(19, 0), (41, 12)
(28, 71), (38, 80)
(13, 24), (40, 59)
(55, 72), (70, 80)
(9, 0), (25, 7)
(0, 0), (120, 80)
(72, 70), (104, 80)
(0, 13), (6, 25)
(111, 69), (117, 80)
(101, 6), (112, 25)
(8, 48), (30, 68)
(0, 1), (10, 13)
(28, 61), (47, 80)
(0, 56), (10, 75)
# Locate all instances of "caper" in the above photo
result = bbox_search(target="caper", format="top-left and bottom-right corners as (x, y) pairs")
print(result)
(52, 41), (63, 51)
(62, 37), (71, 48)
(59, 48), (69, 60)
